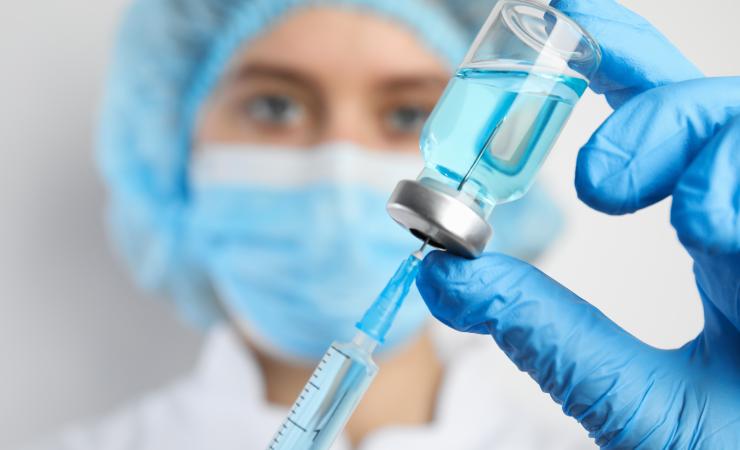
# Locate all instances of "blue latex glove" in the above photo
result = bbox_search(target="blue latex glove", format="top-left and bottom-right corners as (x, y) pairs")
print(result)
(418, 0), (740, 447)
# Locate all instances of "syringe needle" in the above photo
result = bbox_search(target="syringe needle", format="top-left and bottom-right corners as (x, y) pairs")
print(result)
(457, 116), (505, 191)
(415, 238), (430, 260)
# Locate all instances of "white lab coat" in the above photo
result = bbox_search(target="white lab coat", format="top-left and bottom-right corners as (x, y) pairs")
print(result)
(24, 325), (594, 450)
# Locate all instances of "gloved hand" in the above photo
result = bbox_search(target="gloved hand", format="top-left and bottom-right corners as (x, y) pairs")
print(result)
(417, 0), (740, 448)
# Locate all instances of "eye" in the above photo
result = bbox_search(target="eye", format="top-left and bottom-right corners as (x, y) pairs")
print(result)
(243, 94), (304, 127)
(385, 106), (430, 135)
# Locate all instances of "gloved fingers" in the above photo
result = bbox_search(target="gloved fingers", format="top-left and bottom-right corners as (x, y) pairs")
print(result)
(671, 114), (740, 254)
(550, 0), (702, 109)
(417, 250), (652, 426)
(672, 115), (740, 331)
(574, 76), (740, 215)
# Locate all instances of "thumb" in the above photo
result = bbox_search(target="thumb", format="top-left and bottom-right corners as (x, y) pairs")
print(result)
(417, 251), (660, 438)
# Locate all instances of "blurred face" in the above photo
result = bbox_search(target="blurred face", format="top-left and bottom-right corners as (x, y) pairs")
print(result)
(195, 8), (451, 153)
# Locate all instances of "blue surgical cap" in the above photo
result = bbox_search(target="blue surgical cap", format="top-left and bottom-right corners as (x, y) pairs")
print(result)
(98, 0), (497, 327)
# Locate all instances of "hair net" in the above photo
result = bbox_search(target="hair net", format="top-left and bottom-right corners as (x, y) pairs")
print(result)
(98, 0), (497, 327)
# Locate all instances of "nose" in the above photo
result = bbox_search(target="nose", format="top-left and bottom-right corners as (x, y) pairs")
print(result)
(318, 98), (382, 151)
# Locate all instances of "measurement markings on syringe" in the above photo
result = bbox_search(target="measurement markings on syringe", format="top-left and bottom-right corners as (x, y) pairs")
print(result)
(287, 418), (307, 432)
(287, 346), (352, 426)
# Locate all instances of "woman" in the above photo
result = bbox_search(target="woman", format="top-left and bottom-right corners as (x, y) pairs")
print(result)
(27, 0), (588, 448)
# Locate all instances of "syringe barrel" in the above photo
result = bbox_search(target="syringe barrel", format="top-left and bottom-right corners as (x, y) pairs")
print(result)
(268, 333), (378, 450)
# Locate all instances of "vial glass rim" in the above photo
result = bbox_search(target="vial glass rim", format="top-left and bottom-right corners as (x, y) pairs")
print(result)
(464, 0), (602, 80)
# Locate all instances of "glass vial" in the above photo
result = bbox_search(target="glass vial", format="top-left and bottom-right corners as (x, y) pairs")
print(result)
(388, 0), (600, 257)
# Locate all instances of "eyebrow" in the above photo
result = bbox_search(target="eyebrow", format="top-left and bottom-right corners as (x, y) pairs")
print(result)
(376, 76), (450, 92)
(226, 62), (449, 93)
(226, 63), (322, 93)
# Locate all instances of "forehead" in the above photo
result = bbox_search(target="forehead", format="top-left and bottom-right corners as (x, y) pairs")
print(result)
(226, 7), (451, 81)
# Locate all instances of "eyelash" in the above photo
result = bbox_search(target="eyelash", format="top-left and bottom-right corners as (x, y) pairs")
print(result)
(384, 106), (431, 135)
(242, 94), (303, 126)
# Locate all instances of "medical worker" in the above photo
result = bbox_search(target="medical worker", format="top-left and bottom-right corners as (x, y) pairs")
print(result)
(418, 0), (740, 448)
(23, 0), (591, 449)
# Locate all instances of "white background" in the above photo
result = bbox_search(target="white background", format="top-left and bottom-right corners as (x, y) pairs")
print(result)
(1, 0), (738, 447)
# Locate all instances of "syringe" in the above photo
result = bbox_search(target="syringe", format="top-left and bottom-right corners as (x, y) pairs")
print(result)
(268, 243), (427, 450)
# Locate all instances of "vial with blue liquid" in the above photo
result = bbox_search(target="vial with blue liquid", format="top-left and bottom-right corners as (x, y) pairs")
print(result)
(388, 0), (601, 257)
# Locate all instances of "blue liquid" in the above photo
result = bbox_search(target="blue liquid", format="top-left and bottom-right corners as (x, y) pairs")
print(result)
(420, 68), (588, 217)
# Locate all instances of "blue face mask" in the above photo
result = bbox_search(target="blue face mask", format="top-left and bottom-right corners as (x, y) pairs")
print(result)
(188, 142), (428, 363)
